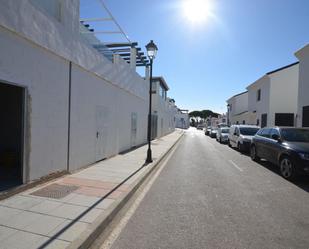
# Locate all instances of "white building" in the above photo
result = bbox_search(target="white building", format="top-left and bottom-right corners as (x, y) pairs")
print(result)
(151, 77), (176, 138)
(0, 1), (180, 189)
(175, 109), (190, 129)
(226, 91), (254, 125)
(295, 44), (309, 127)
(246, 62), (299, 127)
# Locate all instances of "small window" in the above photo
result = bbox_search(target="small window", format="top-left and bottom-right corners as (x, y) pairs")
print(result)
(256, 119), (260, 126)
(257, 89), (261, 102)
(275, 113), (294, 127)
(242, 120), (245, 124)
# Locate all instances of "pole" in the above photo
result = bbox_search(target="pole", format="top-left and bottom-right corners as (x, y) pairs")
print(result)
(146, 59), (153, 163)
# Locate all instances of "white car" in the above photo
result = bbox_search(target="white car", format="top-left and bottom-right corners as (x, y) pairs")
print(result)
(228, 125), (260, 151)
(216, 127), (230, 143)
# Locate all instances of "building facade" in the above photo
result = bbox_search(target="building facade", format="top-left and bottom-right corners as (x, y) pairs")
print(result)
(246, 62), (299, 128)
(295, 44), (309, 127)
(0, 1), (181, 189)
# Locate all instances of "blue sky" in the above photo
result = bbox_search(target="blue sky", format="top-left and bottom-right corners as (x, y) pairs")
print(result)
(81, 0), (309, 114)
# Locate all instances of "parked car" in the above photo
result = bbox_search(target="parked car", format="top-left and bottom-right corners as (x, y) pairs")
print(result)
(250, 127), (309, 180)
(210, 127), (218, 138)
(218, 123), (228, 128)
(216, 127), (230, 143)
(205, 126), (211, 135)
(196, 124), (205, 130)
(229, 125), (260, 151)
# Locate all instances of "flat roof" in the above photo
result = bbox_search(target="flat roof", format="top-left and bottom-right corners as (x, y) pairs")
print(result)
(266, 61), (299, 75)
(227, 91), (248, 102)
(152, 76), (169, 91)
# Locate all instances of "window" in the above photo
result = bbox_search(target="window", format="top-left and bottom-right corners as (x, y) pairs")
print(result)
(260, 128), (271, 138)
(257, 89), (261, 101)
(275, 113), (294, 127)
(270, 129), (280, 140)
(302, 106), (309, 127)
(242, 120), (246, 124)
(261, 113), (267, 128)
(256, 119), (260, 126)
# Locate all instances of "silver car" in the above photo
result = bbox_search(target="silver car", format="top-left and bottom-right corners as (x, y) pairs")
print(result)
(216, 127), (230, 143)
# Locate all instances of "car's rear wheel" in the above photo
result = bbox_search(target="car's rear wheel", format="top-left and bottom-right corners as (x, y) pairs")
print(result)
(280, 157), (297, 181)
(250, 145), (260, 162)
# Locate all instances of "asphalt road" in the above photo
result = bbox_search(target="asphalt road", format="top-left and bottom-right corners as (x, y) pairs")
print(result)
(106, 128), (309, 249)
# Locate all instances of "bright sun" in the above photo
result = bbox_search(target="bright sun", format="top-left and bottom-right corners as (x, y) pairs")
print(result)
(182, 0), (213, 23)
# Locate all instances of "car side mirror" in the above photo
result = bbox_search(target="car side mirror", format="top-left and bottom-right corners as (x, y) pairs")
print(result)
(271, 134), (281, 142)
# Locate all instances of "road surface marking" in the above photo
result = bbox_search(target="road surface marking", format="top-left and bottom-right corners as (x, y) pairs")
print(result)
(228, 160), (243, 172)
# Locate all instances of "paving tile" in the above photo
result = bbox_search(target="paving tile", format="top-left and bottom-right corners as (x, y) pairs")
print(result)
(0, 195), (41, 210)
(0, 225), (18, 242)
(23, 215), (66, 236)
(48, 220), (88, 242)
(48, 203), (87, 220)
(42, 239), (70, 249)
(29, 199), (63, 214)
(79, 208), (103, 223)
(63, 193), (101, 207)
(95, 198), (115, 210)
(0, 211), (45, 230)
(61, 177), (117, 190)
(74, 186), (110, 197)
(0, 206), (24, 223)
(1, 230), (47, 249)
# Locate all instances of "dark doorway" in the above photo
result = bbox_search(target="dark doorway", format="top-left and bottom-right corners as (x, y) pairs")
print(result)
(261, 113), (267, 128)
(0, 82), (24, 191)
(303, 106), (309, 127)
(275, 113), (294, 127)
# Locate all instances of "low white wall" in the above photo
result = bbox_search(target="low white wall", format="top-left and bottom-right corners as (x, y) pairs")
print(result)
(69, 64), (148, 171)
(0, 26), (69, 182)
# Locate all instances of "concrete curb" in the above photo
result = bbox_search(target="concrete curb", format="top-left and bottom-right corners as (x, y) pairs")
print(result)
(68, 131), (184, 249)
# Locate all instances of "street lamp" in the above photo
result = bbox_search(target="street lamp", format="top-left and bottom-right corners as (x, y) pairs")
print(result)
(145, 40), (158, 164)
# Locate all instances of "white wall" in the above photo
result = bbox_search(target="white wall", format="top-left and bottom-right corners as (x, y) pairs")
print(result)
(227, 92), (248, 124)
(268, 64), (299, 126)
(296, 45), (309, 127)
(0, 1), (150, 182)
(69, 64), (148, 171)
(0, 26), (69, 182)
(247, 75), (270, 126)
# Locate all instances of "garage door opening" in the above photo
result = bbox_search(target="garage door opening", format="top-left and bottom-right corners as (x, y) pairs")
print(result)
(0, 82), (24, 191)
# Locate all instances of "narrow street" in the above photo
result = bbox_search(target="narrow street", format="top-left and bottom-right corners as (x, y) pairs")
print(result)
(103, 128), (309, 249)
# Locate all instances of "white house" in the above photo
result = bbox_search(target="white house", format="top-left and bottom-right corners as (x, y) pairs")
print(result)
(246, 62), (299, 127)
(151, 77), (176, 138)
(295, 44), (309, 127)
(175, 109), (190, 129)
(226, 91), (254, 125)
(0, 0), (162, 189)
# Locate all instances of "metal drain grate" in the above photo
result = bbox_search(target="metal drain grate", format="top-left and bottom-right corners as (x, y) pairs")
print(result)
(31, 183), (79, 199)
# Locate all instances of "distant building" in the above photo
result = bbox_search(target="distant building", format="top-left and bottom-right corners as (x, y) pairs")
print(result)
(175, 109), (190, 129)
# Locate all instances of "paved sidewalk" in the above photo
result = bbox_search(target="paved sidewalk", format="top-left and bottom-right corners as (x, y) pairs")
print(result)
(0, 130), (183, 249)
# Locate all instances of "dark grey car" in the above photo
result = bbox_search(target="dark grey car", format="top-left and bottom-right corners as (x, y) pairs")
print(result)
(250, 127), (309, 180)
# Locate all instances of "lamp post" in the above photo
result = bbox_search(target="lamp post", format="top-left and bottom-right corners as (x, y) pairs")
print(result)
(145, 40), (158, 164)
(227, 104), (230, 126)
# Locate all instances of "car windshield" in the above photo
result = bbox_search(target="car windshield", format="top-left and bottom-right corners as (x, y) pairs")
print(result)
(239, 127), (259, 136)
(212, 128), (218, 131)
(281, 129), (309, 142)
(221, 128), (229, 133)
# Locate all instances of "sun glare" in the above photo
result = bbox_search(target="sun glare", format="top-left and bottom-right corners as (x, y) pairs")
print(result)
(182, 0), (213, 23)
